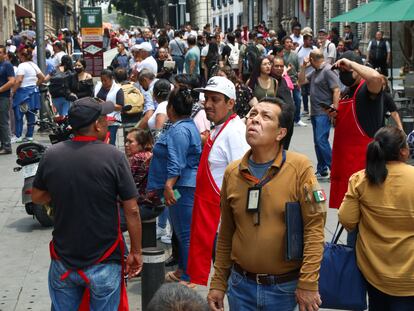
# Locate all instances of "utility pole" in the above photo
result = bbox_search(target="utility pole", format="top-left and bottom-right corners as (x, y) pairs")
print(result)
(74, 0), (78, 32)
(35, 0), (46, 73)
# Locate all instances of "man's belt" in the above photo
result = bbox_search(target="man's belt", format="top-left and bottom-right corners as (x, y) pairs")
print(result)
(233, 263), (299, 285)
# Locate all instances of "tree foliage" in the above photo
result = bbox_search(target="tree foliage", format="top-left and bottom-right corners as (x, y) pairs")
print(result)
(111, 0), (164, 26)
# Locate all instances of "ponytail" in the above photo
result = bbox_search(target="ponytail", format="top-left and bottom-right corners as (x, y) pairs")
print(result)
(365, 126), (407, 185)
(365, 140), (388, 185)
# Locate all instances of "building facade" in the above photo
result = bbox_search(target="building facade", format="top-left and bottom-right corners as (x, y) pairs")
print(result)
(0, 0), (16, 43)
(211, 0), (243, 32)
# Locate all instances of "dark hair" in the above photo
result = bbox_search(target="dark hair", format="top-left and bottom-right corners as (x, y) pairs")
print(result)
(272, 45), (284, 55)
(365, 126), (407, 185)
(61, 55), (73, 71)
(217, 65), (240, 85)
(248, 32), (256, 40)
(168, 87), (194, 117)
(114, 67), (128, 82)
(153, 79), (171, 101)
(76, 58), (87, 69)
(19, 43), (35, 61)
(127, 128), (154, 151)
(187, 35), (196, 46)
(281, 35), (292, 45)
(45, 49), (51, 59)
(248, 56), (269, 89)
(7, 51), (19, 66)
(174, 30), (182, 38)
(147, 283), (208, 311)
(226, 33), (235, 45)
(100, 68), (114, 79)
(258, 97), (294, 144)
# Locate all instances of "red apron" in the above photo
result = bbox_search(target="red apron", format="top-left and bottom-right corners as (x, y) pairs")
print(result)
(187, 114), (237, 285)
(49, 136), (129, 311)
(330, 81), (372, 209)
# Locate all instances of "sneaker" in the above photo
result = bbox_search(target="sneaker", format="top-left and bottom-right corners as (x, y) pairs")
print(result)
(301, 111), (309, 116)
(315, 171), (330, 181)
(11, 136), (23, 144)
(295, 120), (308, 127)
(160, 235), (172, 244)
(0, 148), (12, 155)
(23, 137), (34, 142)
(156, 226), (167, 239)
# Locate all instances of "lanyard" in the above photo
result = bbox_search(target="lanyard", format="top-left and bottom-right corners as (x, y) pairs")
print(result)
(72, 136), (98, 142)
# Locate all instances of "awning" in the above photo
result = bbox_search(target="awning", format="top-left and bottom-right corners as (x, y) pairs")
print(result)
(15, 3), (35, 19)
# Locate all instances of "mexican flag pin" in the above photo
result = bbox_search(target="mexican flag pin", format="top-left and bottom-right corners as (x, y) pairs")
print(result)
(313, 189), (327, 203)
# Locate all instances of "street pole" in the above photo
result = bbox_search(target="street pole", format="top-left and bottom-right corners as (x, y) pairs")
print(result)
(64, 0), (68, 28)
(175, 5), (179, 30)
(74, 0), (78, 32)
(35, 0), (46, 73)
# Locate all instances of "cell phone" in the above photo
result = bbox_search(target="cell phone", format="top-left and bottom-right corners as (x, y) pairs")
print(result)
(319, 102), (338, 112)
(161, 189), (181, 204)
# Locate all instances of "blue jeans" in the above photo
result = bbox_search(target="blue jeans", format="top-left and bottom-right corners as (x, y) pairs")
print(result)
(172, 56), (185, 74)
(167, 186), (194, 281)
(311, 115), (332, 174)
(158, 208), (169, 229)
(13, 106), (36, 138)
(292, 86), (302, 123)
(227, 268), (298, 311)
(301, 84), (310, 112)
(108, 125), (118, 145)
(53, 97), (70, 116)
(49, 260), (121, 311)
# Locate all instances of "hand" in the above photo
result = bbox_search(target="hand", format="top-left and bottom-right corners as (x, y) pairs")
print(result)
(125, 252), (143, 278)
(296, 288), (322, 311)
(302, 57), (310, 68)
(207, 289), (225, 311)
(163, 187), (177, 206)
(333, 58), (353, 71)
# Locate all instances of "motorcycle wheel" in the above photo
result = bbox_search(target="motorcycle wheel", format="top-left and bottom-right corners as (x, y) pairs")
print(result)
(33, 204), (54, 227)
(25, 203), (34, 215)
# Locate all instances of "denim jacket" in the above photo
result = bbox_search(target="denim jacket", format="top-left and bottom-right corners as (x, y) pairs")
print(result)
(147, 118), (202, 190)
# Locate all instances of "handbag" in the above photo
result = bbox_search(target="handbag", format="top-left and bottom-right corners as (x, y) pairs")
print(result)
(319, 223), (367, 310)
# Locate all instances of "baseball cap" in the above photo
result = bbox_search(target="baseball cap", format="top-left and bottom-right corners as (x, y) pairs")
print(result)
(318, 28), (328, 34)
(137, 42), (152, 52)
(194, 76), (236, 100)
(339, 50), (363, 65)
(257, 33), (264, 39)
(6, 39), (12, 45)
(68, 97), (115, 130)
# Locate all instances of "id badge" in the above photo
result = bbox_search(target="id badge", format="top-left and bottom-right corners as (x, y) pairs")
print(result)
(246, 186), (261, 213)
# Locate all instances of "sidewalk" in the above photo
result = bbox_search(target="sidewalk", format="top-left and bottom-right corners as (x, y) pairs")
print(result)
(0, 124), (344, 311)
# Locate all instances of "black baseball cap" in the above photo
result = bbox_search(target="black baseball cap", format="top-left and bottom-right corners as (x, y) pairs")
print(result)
(339, 50), (363, 65)
(68, 97), (115, 130)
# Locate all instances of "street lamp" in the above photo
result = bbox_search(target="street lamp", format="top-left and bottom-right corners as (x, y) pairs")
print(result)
(168, 3), (179, 30)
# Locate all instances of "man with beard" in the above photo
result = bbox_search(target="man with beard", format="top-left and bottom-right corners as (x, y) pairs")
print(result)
(329, 51), (383, 245)
(187, 76), (250, 286)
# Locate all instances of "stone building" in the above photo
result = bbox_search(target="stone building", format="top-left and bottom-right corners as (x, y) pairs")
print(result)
(0, 0), (16, 43)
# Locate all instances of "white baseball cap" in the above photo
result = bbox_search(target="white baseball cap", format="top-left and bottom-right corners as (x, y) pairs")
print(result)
(137, 42), (152, 52)
(195, 76), (236, 100)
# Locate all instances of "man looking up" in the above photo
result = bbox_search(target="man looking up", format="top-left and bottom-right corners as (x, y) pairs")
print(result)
(32, 97), (143, 309)
(207, 97), (326, 311)
(187, 76), (250, 286)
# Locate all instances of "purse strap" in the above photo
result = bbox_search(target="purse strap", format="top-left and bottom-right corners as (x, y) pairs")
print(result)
(331, 222), (345, 244)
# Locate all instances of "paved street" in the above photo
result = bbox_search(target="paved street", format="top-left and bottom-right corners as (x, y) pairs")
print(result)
(0, 123), (344, 311)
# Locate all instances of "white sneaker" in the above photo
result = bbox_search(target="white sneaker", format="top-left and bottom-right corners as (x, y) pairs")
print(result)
(156, 227), (167, 239)
(295, 120), (308, 127)
(11, 136), (23, 143)
(23, 137), (34, 142)
(160, 234), (172, 244)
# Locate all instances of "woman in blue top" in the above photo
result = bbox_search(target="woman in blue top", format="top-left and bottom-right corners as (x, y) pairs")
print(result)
(147, 87), (202, 287)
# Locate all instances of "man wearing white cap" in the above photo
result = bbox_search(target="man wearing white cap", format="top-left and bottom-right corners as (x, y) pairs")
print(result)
(187, 76), (250, 286)
(136, 42), (158, 75)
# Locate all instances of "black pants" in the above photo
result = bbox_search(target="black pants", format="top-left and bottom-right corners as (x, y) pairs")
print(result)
(367, 282), (414, 311)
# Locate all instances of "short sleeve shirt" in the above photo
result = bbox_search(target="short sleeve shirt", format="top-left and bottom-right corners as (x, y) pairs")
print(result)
(307, 63), (340, 116)
(16, 61), (41, 88)
(33, 141), (137, 270)
(184, 46), (200, 75)
(0, 61), (15, 97)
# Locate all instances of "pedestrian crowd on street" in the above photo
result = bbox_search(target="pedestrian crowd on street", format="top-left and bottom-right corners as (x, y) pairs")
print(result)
(1, 18), (414, 311)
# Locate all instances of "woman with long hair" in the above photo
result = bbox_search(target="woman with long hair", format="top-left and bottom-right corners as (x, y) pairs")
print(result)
(11, 44), (45, 143)
(203, 42), (220, 82)
(339, 126), (414, 311)
(247, 56), (278, 102)
(72, 59), (94, 99)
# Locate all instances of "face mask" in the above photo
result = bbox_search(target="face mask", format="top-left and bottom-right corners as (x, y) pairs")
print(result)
(339, 71), (356, 87)
(75, 68), (83, 74)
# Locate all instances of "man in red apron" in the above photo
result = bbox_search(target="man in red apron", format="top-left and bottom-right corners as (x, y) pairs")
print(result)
(32, 97), (143, 310)
(329, 51), (384, 244)
(187, 77), (250, 285)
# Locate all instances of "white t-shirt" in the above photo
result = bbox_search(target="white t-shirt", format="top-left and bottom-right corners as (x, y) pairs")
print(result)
(53, 51), (67, 67)
(184, 30), (197, 39)
(147, 101), (168, 129)
(320, 40), (337, 64)
(295, 45), (317, 66)
(137, 56), (158, 75)
(201, 44), (209, 57)
(208, 116), (250, 190)
(16, 61), (41, 88)
(290, 34), (304, 47)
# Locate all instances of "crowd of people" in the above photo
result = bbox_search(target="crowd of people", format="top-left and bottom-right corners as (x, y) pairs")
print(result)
(1, 19), (413, 311)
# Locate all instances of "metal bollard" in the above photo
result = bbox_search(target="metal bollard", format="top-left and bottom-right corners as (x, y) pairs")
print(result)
(402, 115), (414, 134)
(141, 247), (165, 311)
(142, 218), (157, 248)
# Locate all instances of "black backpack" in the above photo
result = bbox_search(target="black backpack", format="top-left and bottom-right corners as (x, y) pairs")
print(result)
(49, 70), (71, 99)
(242, 43), (260, 75)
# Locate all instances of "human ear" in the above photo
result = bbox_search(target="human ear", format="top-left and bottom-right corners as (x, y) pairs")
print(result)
(276, 127), (287, 142)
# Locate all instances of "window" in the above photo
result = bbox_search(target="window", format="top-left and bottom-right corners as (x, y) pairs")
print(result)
(219, 15), (222, 29)
(237, 13), (242, 27)
(211, 0), (215, 10)
(224, 15), (228, 31)
(229, 13), (234, 31)
(223, 0), (227, 7)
